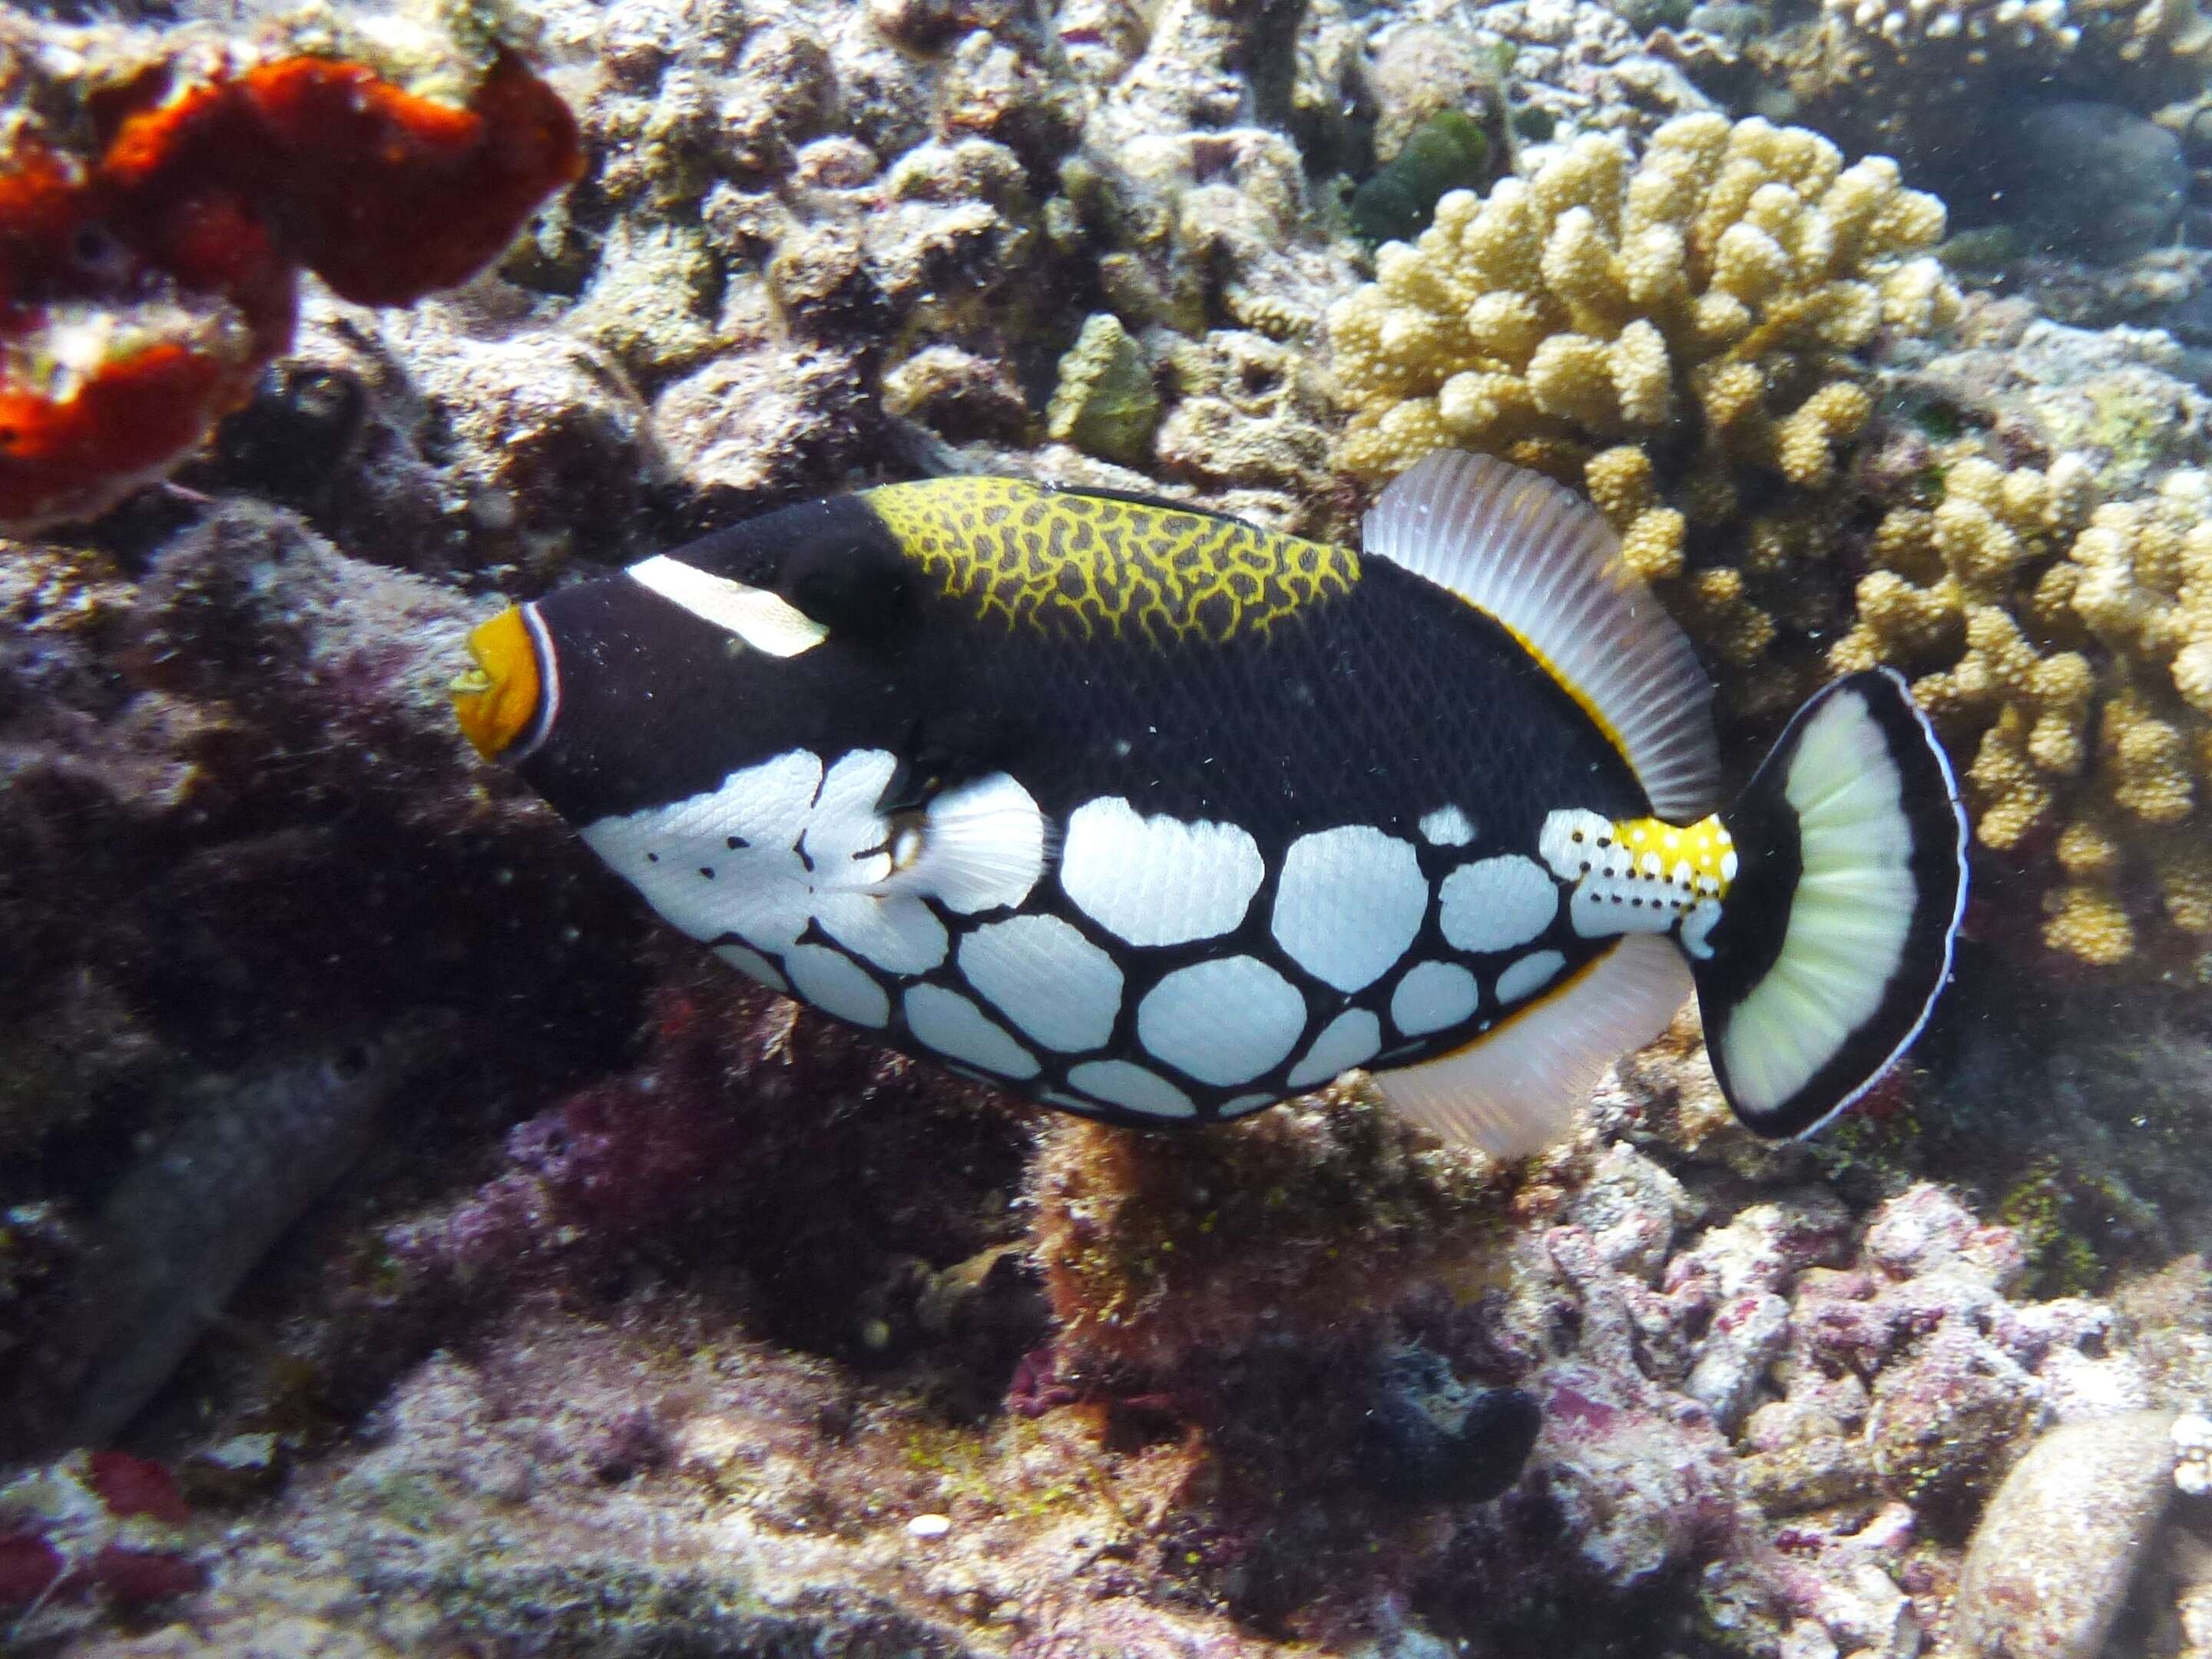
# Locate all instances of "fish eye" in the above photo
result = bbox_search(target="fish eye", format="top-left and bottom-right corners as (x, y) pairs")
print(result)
(70, 223), (134, 283)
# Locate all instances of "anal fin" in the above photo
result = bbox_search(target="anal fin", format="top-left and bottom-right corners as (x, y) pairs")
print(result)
(1369, 934), (1692, 1160)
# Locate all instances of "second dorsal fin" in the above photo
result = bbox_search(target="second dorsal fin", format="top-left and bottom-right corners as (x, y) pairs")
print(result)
(1362, 451), (1720, 822)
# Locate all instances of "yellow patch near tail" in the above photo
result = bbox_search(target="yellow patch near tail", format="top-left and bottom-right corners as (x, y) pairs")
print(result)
(864, 478), (1358, 646)
(1612, 813), (1737, 901)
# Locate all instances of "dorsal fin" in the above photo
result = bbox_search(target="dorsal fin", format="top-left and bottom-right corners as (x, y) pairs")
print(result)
(1051, 483), (1265, 534)
(1363, 452), (1720, 822)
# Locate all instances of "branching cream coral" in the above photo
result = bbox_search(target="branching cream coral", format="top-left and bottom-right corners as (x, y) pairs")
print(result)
(1831, 456), (2212, 964)
(1328, 113), (1958, 700)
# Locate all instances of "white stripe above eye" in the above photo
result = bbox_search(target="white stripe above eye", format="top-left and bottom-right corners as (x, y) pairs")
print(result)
(627, 556), (831, 656)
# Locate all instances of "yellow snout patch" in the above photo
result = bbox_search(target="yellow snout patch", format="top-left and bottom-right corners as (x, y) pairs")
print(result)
(452, 607), (541, 760)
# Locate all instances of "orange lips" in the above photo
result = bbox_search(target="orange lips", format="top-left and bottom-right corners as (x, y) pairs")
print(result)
(452, 607), (543, 760)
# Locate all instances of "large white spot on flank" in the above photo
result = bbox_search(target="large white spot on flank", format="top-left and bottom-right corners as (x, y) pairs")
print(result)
(714, 942), (788, 992)
(816, 898), (947, 975)
(1419, 805), (1475, 847)
(581, 745), (957, 982)
(957, 915), (1122, 1052)
(1495, 949), (1567, 1005)
(803, 751), (950, 973)
(805, 750), (902, 885)
(1219, 1093), (1277, 1118)
(1039, 1089), (1111, 1118)
(581, 748), (824, 950)
(786, 945), (889, 1027)
(1066, 1059), (1197, 1119)
(1270, 825), (1428, 992)
(1439, 855), (1558, 955)
(1136, 957), (1306, 1086)
(1390, 961), (1479, 1036)
(1059, 798), (1263, 947)
(1286, 1008), (1383, 1088)
(902, 985), (1040, 1078)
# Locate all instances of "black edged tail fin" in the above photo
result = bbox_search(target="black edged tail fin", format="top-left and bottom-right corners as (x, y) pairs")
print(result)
(1690, 668), (1968, 1139)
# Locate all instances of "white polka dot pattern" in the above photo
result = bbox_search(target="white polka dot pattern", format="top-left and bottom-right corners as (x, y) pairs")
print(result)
(1419, 805), (1475, 846)
(1495, 949), (1566, 1005)
(1059, 798), (1264, 947)
(1438, 855), (1558, 955)
(1136, 956), (1306, 1086)
(957, 915), (1123, 1053)
(786, 945), (889, 1028)
(902, 985), (1040, 1078)
(1067, 1059), (1197, 1119)
(1391, 961), (1479, 1036)
(1286, 1008), (1383, 1088)
(713, 942), (788, 992)
(1270, 824), (1428, 992)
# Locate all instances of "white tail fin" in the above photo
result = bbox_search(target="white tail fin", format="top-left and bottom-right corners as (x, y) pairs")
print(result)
(1690, 668), (1968, 1137)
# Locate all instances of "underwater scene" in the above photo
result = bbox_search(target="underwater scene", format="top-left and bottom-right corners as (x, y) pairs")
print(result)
(2, 0), (2212, 1650)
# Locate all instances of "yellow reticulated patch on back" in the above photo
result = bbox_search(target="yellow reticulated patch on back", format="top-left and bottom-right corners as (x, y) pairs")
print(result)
(865, 478), (1359, 646)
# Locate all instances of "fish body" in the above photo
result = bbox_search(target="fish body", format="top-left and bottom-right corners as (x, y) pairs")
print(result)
(7, 1015), (457, 1458)
(455, 454), (1966, 1154)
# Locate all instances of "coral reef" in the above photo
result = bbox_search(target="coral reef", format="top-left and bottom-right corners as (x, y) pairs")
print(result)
(1832, 306), (2212, 963)
(1329, 110), (1956, 707)
(1758, 0), (2212, 215)
(1027, 1090), (1511, 1373)
(2, 0), (2211, 1651)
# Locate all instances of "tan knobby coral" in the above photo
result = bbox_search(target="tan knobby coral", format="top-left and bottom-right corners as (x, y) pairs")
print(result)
(1806, 0), (2212, 115)
(1327, 112), (1959, 702)
(1831, 456), (2212, 962)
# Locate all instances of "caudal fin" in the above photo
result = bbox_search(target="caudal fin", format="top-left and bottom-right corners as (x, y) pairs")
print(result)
(1690, 668), (1967, 1138)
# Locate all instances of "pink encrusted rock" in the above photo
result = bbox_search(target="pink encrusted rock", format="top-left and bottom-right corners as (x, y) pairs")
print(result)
(1955, 1410), (2179, 1659)
(1862, 1184), (2027, 1290)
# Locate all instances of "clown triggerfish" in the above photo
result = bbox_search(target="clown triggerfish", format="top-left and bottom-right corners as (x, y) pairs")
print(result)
(453, 452), (1967, 1157)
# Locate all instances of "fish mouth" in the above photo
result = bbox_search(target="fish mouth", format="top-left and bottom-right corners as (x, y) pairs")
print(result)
(452, 607), (544, 760)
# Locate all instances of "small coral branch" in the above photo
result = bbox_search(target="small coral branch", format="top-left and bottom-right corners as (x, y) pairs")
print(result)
(0, 45), (582, 531)
(1833, 455), (2212, 964)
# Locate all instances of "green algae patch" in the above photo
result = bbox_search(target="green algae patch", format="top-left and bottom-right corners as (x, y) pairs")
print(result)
(1046, 314), (1161, 466)
(1347, 109), (1492, 244)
